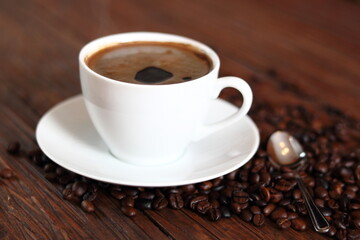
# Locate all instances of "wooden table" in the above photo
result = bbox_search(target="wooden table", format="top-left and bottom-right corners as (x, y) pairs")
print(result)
(0, 0), (359, 239)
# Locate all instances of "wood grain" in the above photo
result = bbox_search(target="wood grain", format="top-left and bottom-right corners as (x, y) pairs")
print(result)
(0, 0), (359, 239)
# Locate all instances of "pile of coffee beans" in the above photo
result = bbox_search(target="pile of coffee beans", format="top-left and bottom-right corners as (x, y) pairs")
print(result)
(6, 101), (360, 239)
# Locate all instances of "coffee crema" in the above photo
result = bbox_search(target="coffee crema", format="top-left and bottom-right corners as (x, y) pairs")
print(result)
(85, 41), (213, 85)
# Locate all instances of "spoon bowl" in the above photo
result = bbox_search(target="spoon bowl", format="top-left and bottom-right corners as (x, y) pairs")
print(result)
(267, 131), (330, 233)
(267, 131), (307, 170)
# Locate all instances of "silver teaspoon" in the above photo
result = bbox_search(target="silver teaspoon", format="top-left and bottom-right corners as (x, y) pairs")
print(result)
(267, 131), (330, 233)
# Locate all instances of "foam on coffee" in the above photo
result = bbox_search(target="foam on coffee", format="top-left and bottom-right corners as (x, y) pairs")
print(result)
(86, 41), (212, 85)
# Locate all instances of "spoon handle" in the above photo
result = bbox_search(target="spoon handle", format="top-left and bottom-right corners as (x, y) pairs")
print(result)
(296, 176), (330, 233)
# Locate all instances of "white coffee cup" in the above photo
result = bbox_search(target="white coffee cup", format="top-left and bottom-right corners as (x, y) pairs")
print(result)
(79, 32), (252, 165)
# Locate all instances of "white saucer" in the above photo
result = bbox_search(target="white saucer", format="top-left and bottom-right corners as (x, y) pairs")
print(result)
(36, 95), (259, 187)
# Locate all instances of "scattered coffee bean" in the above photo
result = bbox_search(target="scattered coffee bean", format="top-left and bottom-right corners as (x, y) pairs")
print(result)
(250, 206), (261, 215)
(189, 195), (207, 209)
(240, 209), (253, 222)
(259, 186), (270, 202)
(110, 190), (126, 200)
(326, 225), (337, 237)
(207, 208), (221, 221)
(276, 218), (291, 229)
(121, 206), (137, 217)
(168, 193), (184, 209)
(291, 218), (307, 231)
(81, 200), (95, 212)
(253, 214), (265, 227)
(270, 207), (287, 220)
(263, 204), (276, 216)
(72, 181), (88, 197)
(152, 197), (168, 210)
(82, 191), (98, 202)
(197, 200), (211, 214)
(121, 197), (135, 207)
(233, 190), (249, 204)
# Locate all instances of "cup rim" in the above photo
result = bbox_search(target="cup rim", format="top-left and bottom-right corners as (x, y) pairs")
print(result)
(79, 31), (220, 88)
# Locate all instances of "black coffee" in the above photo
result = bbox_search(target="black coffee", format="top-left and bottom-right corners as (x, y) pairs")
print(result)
(86, 41), (212, 85)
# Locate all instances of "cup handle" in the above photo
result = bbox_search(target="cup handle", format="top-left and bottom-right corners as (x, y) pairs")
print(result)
(193, 76), (253, 141)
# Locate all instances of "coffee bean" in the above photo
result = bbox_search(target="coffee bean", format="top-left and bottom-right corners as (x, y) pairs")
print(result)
(270, 190), (283, 203)
(278, 198), (291, 207)
(197, 200), (211, 214)
(62, 188), (72, 200)
(315, 198), (325, 208)
(292, 189), (302, 200)
(253, 213), (265, 227)
(315, 186), (328, 199)
(275, 179), (295, 192)
(0, 168), (14, 179)
(135, 198), (152, 210)
(62, 188), (80, 203)
(72, 181), (88, 197)
(58, 174), (74, 185)
(198, 181), (213, 191)
(263, 204), (276, 216)
(226, 170), (238, 180)
(291, 218), (307, 231)
(287, 204), (296, 213)
(55, 167), (67, 176)
(249, 173), (260, 184)
(326, 225), (337, 237)
(121, 206), (137, 217)
(44, 172), (57, 181)
(168, 193), (184, 209)
(240, 209), (253, 222)
(139, 191), (155, 200)
(189, 195), (207, 209)
(270, 207), (287, 220)
(152, 197), (168, 210)
(281, 172), (296, 179)
(249, 193), (261, 201)
(250, 206), (261, 215)
(276, 218), (291, 229)
(233, 190), (249, 204)
(6, 141), (20, 155)
(230, 202), (242, 214)
(121, 196), (135, 207)
(259, 186), (270, 202)
(207, 208), (221, 221)
(180, 184), (196, 193)
(123, 188), (139, 197)
(43, 163), (57, 173)
(327, 199), (339, 210)
(287, 212), (298, 220)
(209, 199), (220, 209)
(82, 191), (98, 202)
(110, 190), (126, 200)
(81, 200), (95, 212)
(260, 171), (271, 185)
